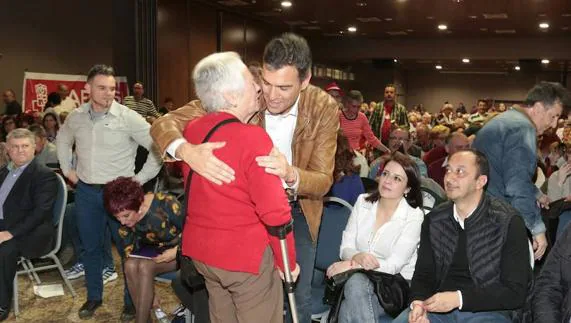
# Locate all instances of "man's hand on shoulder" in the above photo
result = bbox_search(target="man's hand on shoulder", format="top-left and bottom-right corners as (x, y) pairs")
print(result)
(176, 142), (235, 185)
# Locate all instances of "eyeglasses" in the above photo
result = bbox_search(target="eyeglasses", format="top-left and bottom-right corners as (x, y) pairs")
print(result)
(389, 137), (409, 142)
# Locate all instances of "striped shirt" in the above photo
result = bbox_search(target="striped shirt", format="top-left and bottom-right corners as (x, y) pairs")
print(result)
(123, 96), (161, 118)
(339, 111), (383, 150)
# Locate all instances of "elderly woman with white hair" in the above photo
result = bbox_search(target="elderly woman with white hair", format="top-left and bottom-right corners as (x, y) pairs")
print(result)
(179, 52), (299, 323)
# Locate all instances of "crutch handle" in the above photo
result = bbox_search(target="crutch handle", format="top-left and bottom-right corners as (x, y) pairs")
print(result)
(266, 219), (294, 239)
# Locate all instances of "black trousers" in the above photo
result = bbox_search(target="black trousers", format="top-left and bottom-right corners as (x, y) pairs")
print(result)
(0, 220), (19, 308)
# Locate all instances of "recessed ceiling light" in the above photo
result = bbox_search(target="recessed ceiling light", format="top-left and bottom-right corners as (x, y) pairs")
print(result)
(541, 59), (550, 64)
(435, 65), (443, 70)
(347, 26), (357, 32)
(438, 24), (448, 30)
(385, 18), (393, 21)
(406, 29), (414, 32)
(356, 1), (367, 6)
(393, 59), (398, 63)
(514, 66), (521, 71)
(562, 13), (571, 17)
(469, 15), (478, 19)
(426, 16), (435, 20)
(480, 28), (488, 31)
(281, 1), (292, 8)
(328, 19), (335, 23)
(539, 22), (550, 29)
(462, 58), (470, 63)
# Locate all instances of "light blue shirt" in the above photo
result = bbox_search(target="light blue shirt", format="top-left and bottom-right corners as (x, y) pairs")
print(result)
(0, 161), (32, 220)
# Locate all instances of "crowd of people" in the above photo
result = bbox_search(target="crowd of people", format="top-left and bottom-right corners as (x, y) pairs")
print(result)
(1, 31), (571, 323)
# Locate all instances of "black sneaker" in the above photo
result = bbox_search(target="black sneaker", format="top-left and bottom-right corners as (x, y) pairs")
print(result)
(78, 300), (102, 319)
(120, 304), (136, 322)
(0, 307), (9, 322)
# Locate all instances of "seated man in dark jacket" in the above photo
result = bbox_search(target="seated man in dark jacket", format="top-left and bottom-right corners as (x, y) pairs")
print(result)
(0, 128), (58, 321)
(534, 224), (571, 322)
(394, 150), (531, 323)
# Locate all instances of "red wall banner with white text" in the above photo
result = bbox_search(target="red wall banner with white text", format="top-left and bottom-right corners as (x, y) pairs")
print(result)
(22, 72), (129, 113)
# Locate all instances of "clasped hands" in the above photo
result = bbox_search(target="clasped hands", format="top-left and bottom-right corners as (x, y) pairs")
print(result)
(409, 292), (461, 323)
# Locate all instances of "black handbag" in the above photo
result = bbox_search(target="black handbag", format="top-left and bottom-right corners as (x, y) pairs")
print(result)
(177, 117), (240, 290)
(324, 268), (410, 322)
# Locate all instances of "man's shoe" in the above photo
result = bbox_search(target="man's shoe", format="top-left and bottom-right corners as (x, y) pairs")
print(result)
(102, 267), (118, 285)
(0, 307), (10, 321)
(120, 304), (136, 322)
(64, 263), (85, 280)
(78, 300), (102, 319)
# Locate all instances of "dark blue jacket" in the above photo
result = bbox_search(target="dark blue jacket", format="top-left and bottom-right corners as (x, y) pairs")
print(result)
(472, 109), (545, 235)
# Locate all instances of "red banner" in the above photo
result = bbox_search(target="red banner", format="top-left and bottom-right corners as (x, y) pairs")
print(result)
(22, 72), (129, 113)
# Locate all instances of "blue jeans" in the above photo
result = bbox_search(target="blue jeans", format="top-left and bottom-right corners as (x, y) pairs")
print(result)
(557, 210), (571, 238)
(393, 308), (511, 323)
(75, 181), (132, 306)
(62, 203), (114, 268)
(285, 202), (316, 323)
(338, 273), (392, 323)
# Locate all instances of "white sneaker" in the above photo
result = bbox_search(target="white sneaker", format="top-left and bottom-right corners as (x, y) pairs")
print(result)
(64, 263), (85, 280)
(102, 267), (118, 285)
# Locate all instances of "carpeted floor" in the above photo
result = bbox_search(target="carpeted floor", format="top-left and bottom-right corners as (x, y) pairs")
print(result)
(5, 253), (181, 323)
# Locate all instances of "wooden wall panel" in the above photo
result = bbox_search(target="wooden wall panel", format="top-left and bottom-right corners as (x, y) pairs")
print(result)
(245, 19), (281, 64)
(157, 0), (191, 107)
(187, 3), (217, 100)
(220, 12), (246, 57)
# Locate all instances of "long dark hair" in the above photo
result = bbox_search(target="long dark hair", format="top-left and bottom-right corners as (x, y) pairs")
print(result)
(365, 152), (423, 209)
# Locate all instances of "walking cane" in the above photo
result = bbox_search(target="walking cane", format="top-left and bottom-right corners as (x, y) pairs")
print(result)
(266, 220), (299, 323)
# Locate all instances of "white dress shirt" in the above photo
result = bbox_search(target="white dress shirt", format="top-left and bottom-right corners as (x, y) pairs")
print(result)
(56, 101), (162, 185)
(340, 194), (424, 280)
(265, 96), (299, 189)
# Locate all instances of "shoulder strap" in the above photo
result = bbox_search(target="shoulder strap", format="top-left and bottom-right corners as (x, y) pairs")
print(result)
(181, 117), (240, 217)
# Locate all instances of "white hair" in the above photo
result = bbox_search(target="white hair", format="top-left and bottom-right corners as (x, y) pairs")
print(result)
(192, 52), (246, 112)
(6, 128), (36, 145)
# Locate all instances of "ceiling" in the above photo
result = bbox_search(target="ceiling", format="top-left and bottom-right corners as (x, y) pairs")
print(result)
(211, 0), (571, 39)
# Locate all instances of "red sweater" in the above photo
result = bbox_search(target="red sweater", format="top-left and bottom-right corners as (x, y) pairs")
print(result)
(181, 112), (296, 274)
(339, 111), (382, 150)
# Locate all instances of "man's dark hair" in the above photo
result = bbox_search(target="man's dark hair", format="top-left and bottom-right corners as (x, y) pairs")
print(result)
(453, 149), (489, 178)
(87, 64), (115, 83)
(263, 33), (312, 81)
(524, 81), (571, 111)
(344, 90), (363, 103)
